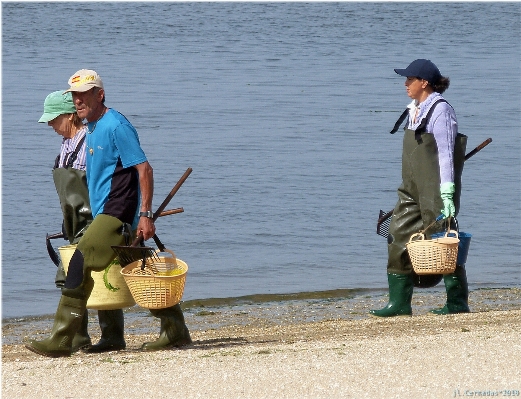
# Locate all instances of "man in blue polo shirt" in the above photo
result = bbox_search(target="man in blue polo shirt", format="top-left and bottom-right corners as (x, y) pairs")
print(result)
(26, 70), (191, 357)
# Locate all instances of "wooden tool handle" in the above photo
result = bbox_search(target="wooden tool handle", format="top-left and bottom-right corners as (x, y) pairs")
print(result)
(132, 168), (192, 247)
(158, 207), (184, 217)
(153, 167), (192, 221)
(464, 138), (492, 161)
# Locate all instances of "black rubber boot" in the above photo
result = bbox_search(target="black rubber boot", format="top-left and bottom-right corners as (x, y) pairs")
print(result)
(25, 295), (86, 358)
(369, 273), (413, 317)
(71, 310), (91, 352)
(85, 309), (126, 353)
(430, 265), (470, 315)
(141, 304), (192, 351)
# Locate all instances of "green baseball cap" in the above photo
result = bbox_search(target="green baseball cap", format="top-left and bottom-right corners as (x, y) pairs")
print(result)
(38, 90), (77, 123)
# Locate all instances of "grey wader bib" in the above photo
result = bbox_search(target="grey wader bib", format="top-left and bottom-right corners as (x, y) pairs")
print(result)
(387, 100), (467, 274)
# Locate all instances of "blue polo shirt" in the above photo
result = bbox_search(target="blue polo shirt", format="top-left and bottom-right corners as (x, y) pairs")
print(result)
(86, 109), (147, 228)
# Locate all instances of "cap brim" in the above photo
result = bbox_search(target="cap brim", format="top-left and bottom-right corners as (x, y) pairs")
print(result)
(394, 68), (410, 77)
(63, 85), (91, 94)
(38, 113), (58, 123)
(63, 82), (103, 94)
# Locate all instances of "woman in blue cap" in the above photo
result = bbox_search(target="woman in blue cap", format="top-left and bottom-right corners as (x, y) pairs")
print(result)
(370, 59), (470, 317)
(38, 91), (127, 353)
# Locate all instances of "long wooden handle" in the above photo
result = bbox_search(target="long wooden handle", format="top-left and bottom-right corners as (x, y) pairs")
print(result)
(153, 167), (192, 221)
(464, 138), (492, 161)
(132, 167), (192, 246)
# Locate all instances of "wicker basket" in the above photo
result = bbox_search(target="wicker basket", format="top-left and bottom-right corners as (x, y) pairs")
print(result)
(406, 230), (459, 275)
(59, 244), (136, 310)
(120, 248), (188, 309)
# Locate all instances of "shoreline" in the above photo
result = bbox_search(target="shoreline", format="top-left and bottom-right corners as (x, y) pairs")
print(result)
(2, 286), (521, 346)
(2, 288), (521, 398)
(3, 283), (520, 321)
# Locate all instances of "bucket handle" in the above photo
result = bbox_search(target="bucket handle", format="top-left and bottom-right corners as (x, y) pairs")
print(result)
(441, 229), (459, 239)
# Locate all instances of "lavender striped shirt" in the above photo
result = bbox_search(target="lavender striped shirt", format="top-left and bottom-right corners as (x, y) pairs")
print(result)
(58, 126), (88, 170)
(406, 92), (458, 185)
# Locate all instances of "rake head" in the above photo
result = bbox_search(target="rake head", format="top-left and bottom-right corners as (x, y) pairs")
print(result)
(111, 245), (161, 268)
(376, 209), (393, 238)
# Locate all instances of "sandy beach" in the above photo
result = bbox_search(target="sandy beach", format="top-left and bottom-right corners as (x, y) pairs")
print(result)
(2, 288), (521, 399)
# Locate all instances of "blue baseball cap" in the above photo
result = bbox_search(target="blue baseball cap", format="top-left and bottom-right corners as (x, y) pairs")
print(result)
(394, 59), (442, 84)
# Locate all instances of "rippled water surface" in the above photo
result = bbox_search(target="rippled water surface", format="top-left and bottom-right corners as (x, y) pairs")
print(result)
(2, 3), (520, 318)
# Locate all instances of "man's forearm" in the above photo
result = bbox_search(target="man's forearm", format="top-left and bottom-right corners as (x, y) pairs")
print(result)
(135, 161), (154, 211)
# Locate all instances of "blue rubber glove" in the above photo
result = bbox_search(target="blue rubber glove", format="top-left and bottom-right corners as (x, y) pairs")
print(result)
(440, 182), (456, 219)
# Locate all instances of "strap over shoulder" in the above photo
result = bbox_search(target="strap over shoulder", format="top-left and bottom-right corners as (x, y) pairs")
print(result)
(415, 99), (449, 134)
(390, 108), (409, 134)
(390, 99), (450, 137)
(64, 134), (86, 168)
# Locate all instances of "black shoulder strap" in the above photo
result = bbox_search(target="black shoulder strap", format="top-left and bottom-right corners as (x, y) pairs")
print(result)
(64, 135), (86, 168)
(390, 108), (409, 134)
(53, 154), (60, 169)
(390, 99), (450, 138)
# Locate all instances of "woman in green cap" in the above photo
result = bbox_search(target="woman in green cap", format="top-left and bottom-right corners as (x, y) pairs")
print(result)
(38, 91), (126, 353)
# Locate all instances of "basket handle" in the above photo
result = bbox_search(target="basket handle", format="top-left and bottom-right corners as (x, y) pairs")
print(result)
(408, 232), (425, 243)
(156, 247), (177, 260)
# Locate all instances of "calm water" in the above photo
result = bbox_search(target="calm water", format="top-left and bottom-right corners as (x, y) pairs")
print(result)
(2, 3), (520, 319)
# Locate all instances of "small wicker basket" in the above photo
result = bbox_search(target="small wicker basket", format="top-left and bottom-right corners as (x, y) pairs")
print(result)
(120, 248), (188, 309)
(406, 230), (459, 275)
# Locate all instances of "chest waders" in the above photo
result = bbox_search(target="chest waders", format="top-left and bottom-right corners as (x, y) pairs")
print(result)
(387, 129), (466, 275)
(52, 137), (92, 288)
(51, 143), (94, 351)
(370, 101), (467, 317)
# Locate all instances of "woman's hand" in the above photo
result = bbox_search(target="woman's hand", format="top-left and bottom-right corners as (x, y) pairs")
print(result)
(440, 182), (456, 218)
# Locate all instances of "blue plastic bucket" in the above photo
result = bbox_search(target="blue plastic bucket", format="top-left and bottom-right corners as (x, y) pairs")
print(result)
(431, 231), (472, 265)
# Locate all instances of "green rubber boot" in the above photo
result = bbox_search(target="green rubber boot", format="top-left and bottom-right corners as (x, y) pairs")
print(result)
(430, 265), (470, 315)
(25, 295), (86, 358)
(369, 273), (413, 317)
(71, 310), (92, 352)
(85, 309), (126, 353)
(141, 304), (192, 351)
